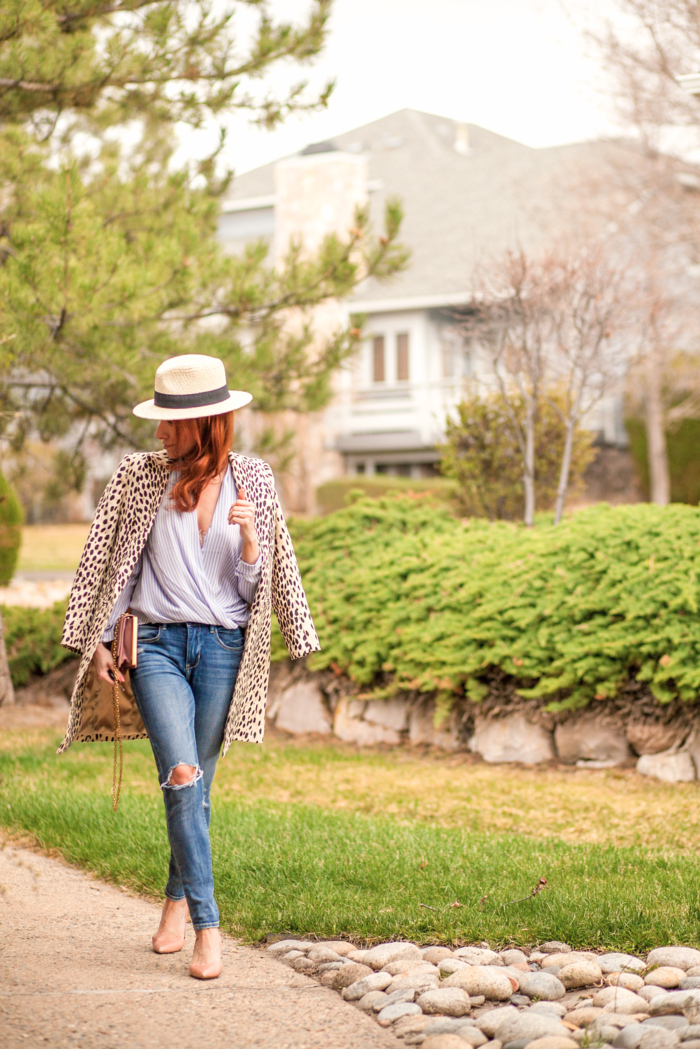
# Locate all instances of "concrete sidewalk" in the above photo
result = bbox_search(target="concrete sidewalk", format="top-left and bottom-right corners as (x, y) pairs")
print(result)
(0, 841), (398, 1049)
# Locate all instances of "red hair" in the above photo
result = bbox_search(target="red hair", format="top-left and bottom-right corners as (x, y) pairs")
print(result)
(168, 413), (234, 513)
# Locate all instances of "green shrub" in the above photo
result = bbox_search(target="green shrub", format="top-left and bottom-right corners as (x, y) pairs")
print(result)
(626, 417), (700, 505)
(439, 389), (596, 519)
(0, 473), (23, 584)
(288, 495), (700, 712)
(2, 601), (72, 686)
(315, 475), (454, 515)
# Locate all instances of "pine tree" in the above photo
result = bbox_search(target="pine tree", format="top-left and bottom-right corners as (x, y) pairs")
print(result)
(0, 1), (409, 703)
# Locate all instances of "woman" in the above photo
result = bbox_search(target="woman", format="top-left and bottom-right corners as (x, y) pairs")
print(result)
(60, 354), (320, 981)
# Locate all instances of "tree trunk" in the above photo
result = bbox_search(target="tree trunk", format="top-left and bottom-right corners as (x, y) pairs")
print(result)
(0, 610), (15, 706)
(645, 344), (670, 505)
(554, 418), (576, 525)
(523, 397), (536, 527)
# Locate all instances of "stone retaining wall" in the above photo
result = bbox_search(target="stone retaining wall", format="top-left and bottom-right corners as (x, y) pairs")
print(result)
(267, 662), (700, 784)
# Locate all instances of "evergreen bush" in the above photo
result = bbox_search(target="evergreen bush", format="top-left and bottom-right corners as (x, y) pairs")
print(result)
(0, 474), (23, 584)
(287, 495), (700, 713)
(626, 417), (700, 505)
(1, 601), (72, 686)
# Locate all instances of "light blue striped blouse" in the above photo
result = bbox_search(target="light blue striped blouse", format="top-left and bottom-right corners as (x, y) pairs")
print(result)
(102, 467), (261, 642)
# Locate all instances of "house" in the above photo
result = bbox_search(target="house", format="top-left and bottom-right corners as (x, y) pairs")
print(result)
(220, 109), (634, 509)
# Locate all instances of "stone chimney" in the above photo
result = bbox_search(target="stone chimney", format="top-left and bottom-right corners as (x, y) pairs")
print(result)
(273, 143), (368, 262)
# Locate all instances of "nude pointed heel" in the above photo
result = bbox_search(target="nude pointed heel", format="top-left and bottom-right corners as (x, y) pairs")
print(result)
(152, 899), (188, 954)
(152, 933), (186, 955)
(189, 929), (222, 980)
(189, 957), (223, 979)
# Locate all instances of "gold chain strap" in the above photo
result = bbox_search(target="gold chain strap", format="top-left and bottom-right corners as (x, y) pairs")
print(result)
(111, 618), (124, 812)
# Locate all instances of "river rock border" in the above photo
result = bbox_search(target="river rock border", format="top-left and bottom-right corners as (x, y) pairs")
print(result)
(267, 663), (700, 784)
(265, 938), (700, 1048)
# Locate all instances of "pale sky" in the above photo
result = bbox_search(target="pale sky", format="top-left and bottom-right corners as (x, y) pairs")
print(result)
(177, 0), (616, 176)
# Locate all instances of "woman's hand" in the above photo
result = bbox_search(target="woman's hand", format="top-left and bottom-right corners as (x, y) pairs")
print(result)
(92, 642), (123, 685)
(228, 485), (259, 564)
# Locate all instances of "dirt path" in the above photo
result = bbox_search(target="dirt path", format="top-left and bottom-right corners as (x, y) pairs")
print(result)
(0, 840), (399, 1049)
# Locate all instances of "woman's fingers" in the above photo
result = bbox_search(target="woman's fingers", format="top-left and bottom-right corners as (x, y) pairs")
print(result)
(98, 669), (120, 685)
(92, 642), (124, 685)
(228, 494), (255, 526)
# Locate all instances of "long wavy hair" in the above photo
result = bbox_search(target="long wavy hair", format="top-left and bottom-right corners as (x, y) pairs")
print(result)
(168, 412), (234, 513)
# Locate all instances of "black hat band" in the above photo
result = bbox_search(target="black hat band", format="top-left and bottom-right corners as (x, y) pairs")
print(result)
(153, 384), (230, 409)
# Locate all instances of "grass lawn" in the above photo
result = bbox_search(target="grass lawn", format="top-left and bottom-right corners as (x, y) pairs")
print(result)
(17, 523), (90, 574)
(2, 720), (700, 951)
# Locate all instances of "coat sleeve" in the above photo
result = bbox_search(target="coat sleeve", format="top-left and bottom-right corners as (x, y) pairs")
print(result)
(270, 486), (321, 660)
(61, 460), (129, 654)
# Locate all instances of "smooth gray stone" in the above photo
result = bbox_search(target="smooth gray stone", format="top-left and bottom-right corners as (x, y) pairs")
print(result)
(424, 1019), (479, 1035)
(650, 991), (700, 1016)
(684, 1027), (700, 1039)
(459, 1031), (489, 1048)
(510, 995), (530, 1007)
(384, 987), (417, 1006)
(648, 950), (700, 973)
(267, 938), (314, 953)
(440, 958), (470, 975)
(638, 1029), (681, 1049)
(613, 1025), (646, 1049)
(317, 961), (344, 973)
(681, 981), (700, 991)
(476, 1006), (519, 1038)
(519, 972), (566, 1001)
(418, 987), (472, 1017)
(377, 1002), (421, 1025)
(357, 990), (388, 1013)
(530, 1003), (567, 1018)
(541, 942), (573, 954)
(541, 965), (562, 976)
(644, 1018), (690, 1032)
(496, 1013), (570, 1044)
(502, 1040), (531, 1049)
(600, 954), (647, 974)
(600, 1026), (626, 1042)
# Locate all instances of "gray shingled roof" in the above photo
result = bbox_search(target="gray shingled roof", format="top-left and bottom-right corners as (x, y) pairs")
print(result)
(223, 108), (630, 304)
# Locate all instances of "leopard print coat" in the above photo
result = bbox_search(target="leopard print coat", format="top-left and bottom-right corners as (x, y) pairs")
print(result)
(59, 450), (320, 755)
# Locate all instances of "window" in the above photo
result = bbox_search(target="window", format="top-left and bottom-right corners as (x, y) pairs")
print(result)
(372, 335), (385, 382)
(396, 333), (410, 381)
(441, 329), (471, 379)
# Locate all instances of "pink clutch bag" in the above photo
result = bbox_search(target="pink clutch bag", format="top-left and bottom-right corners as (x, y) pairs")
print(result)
(113, 612), (138, 672)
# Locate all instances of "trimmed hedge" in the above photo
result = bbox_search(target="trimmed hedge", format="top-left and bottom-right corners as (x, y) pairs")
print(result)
(2, 601), (72, 686)
(11, 496), (700, 713)
(287, 495), (700, 712)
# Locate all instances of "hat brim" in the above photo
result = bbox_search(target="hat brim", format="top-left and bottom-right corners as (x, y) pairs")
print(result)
(133, 390), (253, 420)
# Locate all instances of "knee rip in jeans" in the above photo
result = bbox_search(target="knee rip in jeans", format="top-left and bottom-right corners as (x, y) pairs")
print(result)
(161, 763), (203, 790)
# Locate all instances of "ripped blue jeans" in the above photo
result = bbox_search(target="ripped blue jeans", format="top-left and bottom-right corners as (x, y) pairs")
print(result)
(130, 622), (244, 930)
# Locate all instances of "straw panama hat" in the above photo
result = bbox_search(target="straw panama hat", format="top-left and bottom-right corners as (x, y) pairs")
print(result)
(133, 354), (253, 420)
